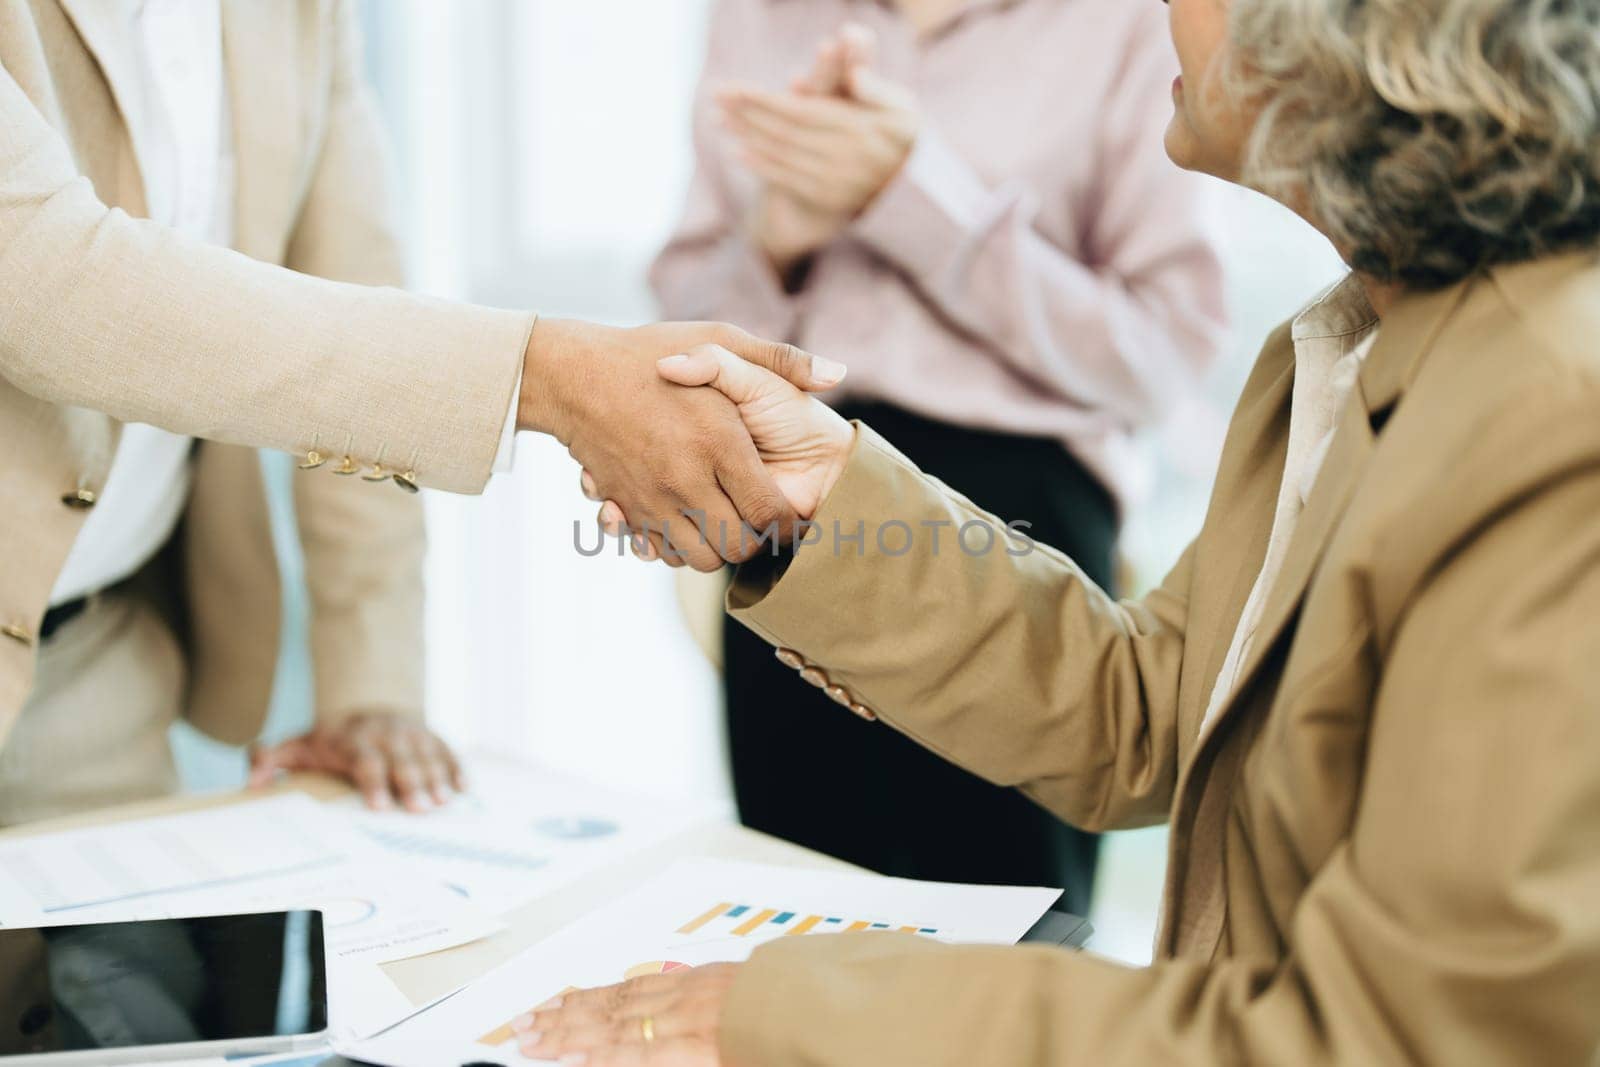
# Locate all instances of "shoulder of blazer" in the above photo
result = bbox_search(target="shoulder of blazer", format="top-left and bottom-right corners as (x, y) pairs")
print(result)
(1356, 253), (1600, 642)
(1486, 249), (1600, 388)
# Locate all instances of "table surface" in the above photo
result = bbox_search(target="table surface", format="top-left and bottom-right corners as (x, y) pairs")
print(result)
(0, 760), (855, 1006)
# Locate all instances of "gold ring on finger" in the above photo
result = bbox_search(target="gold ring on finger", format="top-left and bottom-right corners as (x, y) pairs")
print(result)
(641, 1015), (656, 1044)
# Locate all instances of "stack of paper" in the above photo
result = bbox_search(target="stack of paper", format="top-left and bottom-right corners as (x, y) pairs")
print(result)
(343, 759), (713, 917)
(349, 858), (1062, 1067)
(0, 794), (500, 1040)
(0, 760), (712, 1043)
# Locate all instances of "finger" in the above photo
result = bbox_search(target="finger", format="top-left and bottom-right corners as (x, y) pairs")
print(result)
(600, 500), (628, 537)
(522, 982), (682, 1032)
(738, 147), (831, 205)
(246, 737), (314, 787)
(696, 329), (846, 394)
(725, 123), (842, 191)
(847, 63), (914, 110)
(438, 741), (467, 794)
(628, 525), (659, 562)
(388, 750), (434, 812)
(517, 1017), (664, 1062)
(672, 493), (751, 568)
(794, 36), (847, 96)
(651, 528), (687, 569)
(655, 491), (733, 572)
(419, 741), (455, 805)
(624, 521), (685, 569)
(717, 439), (798, 558)
(719, 87), (856, 132)
(657, 344), (800, 406)
(722, 103), (840, 159)
(836, 21), (879, 73)
(348, 750), (395, 810)
(580, 468), (602, 501)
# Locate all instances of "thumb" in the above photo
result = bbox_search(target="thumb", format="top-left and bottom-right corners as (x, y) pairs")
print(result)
(657, 346), (788, 407)
(836, 22), (878, 73)
(247, 736), (316, 787)
(711, 328), (846, 392)
(845, 64), (908, 110)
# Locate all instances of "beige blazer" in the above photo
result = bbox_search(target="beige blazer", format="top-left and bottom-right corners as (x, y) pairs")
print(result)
(723, 252), (1600, 1065)
(0, 0), (529, 747)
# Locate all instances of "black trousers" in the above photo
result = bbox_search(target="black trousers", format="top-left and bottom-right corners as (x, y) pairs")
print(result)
(724, 402), (1119, 915)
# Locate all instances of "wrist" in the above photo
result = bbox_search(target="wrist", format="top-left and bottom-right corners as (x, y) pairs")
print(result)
(518, 317), (586, 441)
(753, 222), (811, 281)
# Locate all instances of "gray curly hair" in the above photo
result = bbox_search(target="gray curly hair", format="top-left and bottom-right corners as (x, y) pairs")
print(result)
(1230, 0), (1600, 288)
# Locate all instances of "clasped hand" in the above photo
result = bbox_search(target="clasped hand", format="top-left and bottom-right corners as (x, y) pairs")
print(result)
(520, 318), (847, 571)
(585, 344), (855, 563)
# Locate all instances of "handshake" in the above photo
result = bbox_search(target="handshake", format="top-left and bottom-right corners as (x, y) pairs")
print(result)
(517, 318), (856, 571)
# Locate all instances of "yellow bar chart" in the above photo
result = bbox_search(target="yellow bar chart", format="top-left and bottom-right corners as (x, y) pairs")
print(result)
(675, 902), (940, 939)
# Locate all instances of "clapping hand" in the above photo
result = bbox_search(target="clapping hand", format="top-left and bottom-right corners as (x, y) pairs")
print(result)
(720, 23), (920, 275)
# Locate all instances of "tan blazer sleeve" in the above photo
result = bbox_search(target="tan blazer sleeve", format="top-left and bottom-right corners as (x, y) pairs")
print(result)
(0, 56), (530, 496)
(728, 423), (1192, 834)
(722, 385), (1600, 1066)
(283, 1), (425, 724)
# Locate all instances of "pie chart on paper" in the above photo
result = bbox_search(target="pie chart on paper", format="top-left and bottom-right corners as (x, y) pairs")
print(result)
(535, 816), (620, 840)
(624, 960), (693, 980)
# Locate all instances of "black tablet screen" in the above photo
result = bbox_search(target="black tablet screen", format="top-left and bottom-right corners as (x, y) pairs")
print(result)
(0, 911), (327, 1057)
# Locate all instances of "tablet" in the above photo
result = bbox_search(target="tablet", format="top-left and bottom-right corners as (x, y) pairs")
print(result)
(0, 911), (329, 1065)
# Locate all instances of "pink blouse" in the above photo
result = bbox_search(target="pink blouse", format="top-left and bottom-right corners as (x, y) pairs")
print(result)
(651, 0), (1229, 509)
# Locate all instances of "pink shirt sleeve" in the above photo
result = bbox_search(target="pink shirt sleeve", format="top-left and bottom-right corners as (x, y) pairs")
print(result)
(850, 5), (1227, 426)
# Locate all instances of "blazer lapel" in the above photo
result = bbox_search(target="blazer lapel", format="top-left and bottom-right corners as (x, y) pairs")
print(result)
(1192, 275), (1480, 754)
(56, 0), (140, 129)
(1178, 325), (1296, 749)
(55, 0), (147, 217)
(53, 0), (141, 468)
(220, 0), (299, 260)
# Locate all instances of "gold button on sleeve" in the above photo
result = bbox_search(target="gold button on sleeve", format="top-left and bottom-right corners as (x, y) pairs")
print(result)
(798, 667), (829, 688)
(848, 702), (878, 722)
(824, 684), (853, 707)
(774, 648), (805, 670)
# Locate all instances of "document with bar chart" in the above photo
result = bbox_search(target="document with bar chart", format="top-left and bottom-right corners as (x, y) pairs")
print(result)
(349, 858), (1061, 1066)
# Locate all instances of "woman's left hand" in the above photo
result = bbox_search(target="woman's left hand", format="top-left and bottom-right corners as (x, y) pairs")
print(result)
(716, 64), (920, 221)
(511, 963), (741, 1065)
(247, 711), (464, 812)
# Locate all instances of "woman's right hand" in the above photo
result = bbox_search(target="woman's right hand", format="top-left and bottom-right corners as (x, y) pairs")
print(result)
(581, 346), (854, 554)
(726, 22), (882, 278)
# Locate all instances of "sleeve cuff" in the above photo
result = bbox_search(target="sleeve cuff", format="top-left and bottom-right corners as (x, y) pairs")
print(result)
(726, 422), (920, 620)
(492, 361), (523, 473)
(852, 124), (1006, 279)
(720, 932), (1130, 1066)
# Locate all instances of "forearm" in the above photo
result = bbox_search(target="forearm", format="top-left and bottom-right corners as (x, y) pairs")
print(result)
(728, 424), (1189, 832)
(0, 65), (529, 494)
